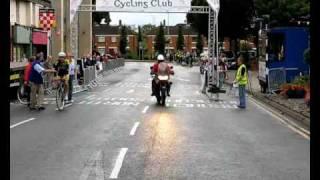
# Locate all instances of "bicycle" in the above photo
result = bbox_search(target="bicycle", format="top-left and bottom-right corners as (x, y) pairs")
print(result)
(53, 77), (67, 111)
(16, 83), (30, 105)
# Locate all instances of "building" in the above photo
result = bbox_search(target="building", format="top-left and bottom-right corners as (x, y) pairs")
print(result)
(10, 0), (51, 64)
(93, 24), (137, 56)
(10, 0), (51, 88)
(146, 24), (208, 58)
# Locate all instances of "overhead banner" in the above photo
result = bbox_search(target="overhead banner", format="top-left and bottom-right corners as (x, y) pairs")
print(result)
(96, 0), (191, 13)
(207, 0), (220, 12)
(70, 0), (83, 22)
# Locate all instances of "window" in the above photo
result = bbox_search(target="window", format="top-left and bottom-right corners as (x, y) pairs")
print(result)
(267, 33), (285, 61)
(192, 36), (197, 43)
(97, 36), (105, 43)
(127, 36), (130, 42)
(111, 36), (117, 43)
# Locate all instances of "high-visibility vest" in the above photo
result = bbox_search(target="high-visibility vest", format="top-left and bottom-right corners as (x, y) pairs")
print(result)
(236, 64), (248, 85)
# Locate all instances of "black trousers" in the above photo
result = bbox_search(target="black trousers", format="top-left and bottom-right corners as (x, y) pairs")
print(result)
(68, 75), (74, 101)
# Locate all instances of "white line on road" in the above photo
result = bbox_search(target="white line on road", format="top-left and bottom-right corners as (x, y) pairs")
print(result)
(142, 106), (149, 114)
(126, 89), (135, 94)
(10, 118), (36, 129)
(86, 95), (96, 99)
(109, 148), (128, 179)
(130, 122), (140, 136)
(249, 97), (310, 140)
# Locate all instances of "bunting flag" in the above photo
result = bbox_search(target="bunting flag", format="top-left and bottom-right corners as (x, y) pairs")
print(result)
(39, 8), (56, 31)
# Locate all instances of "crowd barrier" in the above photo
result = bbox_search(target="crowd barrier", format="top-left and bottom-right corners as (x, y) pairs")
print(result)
(268, 68), (286, 93)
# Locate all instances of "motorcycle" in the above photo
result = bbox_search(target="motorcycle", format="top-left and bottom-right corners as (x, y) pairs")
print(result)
(150, 66), (174, 106)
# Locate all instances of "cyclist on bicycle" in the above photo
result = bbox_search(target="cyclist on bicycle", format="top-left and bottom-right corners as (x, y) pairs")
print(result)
(54, 52), (70, 102)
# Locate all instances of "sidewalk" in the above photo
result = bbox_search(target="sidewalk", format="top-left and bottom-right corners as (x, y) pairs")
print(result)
(225, 70), (310, 129)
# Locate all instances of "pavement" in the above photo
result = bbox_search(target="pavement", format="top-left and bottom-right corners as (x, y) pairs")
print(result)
(224, 70), (310, 129)
(10, 62), (310, 180)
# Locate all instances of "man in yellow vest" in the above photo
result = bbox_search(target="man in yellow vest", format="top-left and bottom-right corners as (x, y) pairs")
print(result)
(234, 55), (248, 109)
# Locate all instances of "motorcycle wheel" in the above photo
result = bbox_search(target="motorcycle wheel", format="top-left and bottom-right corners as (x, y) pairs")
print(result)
(161, 88), (166, 106)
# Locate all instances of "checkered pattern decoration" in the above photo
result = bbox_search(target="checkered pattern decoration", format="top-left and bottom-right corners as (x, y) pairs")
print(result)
(39, 9), (56, 31)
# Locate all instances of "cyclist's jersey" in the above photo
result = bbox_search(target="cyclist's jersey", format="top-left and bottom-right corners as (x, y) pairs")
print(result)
(54, 60), (69, 79)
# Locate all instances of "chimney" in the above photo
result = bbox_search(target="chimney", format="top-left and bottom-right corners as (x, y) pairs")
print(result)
(163, 20), (166, 26)
(119, 20), (122, 26)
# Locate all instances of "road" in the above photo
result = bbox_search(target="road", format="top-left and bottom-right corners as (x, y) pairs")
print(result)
(10, 62), (310, 180)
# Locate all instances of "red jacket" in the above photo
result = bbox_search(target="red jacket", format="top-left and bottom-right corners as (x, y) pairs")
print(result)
(24, 63), (32, 82)
(152, 63), (173, 75)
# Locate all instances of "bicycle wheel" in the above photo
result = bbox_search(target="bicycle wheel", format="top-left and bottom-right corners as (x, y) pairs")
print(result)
(17, 85), (28, 105)
(56, 85), (65, 111)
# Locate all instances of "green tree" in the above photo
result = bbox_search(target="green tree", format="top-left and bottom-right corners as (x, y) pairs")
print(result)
(119, 26), (128, 56)
(176, 25), (185, 51)
(154, 23), (166, 55)
(254, 0), (310, 27)
(196, 32), (203, 56)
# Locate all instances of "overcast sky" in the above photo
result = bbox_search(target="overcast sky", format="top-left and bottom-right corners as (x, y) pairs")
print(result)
(109, 12), (187, 26)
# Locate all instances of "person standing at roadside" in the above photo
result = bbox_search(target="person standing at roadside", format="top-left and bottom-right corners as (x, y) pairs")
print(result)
(233, 55), (248, 109)
(67, 53), (76, 103)
(24, 56), (35, 106)
(29, 54), (56, 110)
(218, 55), (228, 89)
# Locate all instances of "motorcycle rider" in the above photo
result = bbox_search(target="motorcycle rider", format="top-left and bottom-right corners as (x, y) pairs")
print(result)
(151, 54), (174, 96)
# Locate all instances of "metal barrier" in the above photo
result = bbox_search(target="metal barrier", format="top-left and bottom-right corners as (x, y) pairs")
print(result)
(82, 58), (125, 89)
(268, 68), (286, 93)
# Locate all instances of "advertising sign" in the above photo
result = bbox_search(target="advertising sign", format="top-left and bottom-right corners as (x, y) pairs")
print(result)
(70, 0), (83, 22)
(96, 0), (191, 13)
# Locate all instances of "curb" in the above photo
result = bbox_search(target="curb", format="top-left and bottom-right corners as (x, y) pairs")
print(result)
(224, 81), (310, 129)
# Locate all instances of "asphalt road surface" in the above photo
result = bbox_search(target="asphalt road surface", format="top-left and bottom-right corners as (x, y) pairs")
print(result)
(10, 62), (310, 180)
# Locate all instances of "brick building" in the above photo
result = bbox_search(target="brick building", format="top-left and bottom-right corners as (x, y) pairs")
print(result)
(146, 24), (208, 58)
(93, 24), (137, 56)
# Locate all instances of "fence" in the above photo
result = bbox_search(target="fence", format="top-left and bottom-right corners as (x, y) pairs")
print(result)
(42, 58), (125, 95)
(268, 68), (286, 93)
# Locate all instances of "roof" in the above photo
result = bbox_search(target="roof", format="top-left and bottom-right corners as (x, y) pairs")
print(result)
(146, 24), (198, 36)
(93, 24), (136, 35)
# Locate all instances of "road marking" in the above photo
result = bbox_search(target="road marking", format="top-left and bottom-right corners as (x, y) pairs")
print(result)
(86, 95), (95, 99)
(94, 101), (102, 105)
(79, 101), (86, 104)
(10, 118), (36, 129)
(249, 97), (310, 140)
(44, 98), (55, 101)
(142, 106), (149, 114)
(130, 122), (140, 136)
(79, 150), (104, 180)
(195, 91), (200, 95)
(109, 148), (128, 179)
(126, 89), (135, 94)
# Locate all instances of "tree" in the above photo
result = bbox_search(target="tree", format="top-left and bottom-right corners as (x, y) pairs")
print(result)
(196, 32), (203, 56)
(92, 0), (111, 25)
(187, 0), (255, 39)
(253, 0), (310, 27)
(119, 26), (128, 56)
(137, 26), (143, 59)
(154, 23), (166, 55)
(176, 25), (185, 51)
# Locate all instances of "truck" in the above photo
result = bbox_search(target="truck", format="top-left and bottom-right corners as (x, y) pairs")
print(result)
(258, 27), (309, 93)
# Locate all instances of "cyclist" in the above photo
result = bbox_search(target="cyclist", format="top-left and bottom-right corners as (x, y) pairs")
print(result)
(53, 52), (70, 103)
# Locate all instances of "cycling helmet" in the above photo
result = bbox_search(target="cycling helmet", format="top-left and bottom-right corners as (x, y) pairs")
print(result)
(58, 52), (66, 57)
(157, 54), (165, 61)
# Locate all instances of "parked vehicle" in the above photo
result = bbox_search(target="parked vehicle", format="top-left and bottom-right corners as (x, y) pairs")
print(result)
(258, 27), (309, 93)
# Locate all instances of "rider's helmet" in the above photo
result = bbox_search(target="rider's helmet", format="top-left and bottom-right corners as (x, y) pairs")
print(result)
(58, 52), (66, 58)
(157, 54), (165, 62)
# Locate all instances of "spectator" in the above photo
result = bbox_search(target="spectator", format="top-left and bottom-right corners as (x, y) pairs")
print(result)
(29, 54), (55, 110)
(218, 56), (228, 89)
(67, 53), (76, 103)
(23, 56), (35, 106)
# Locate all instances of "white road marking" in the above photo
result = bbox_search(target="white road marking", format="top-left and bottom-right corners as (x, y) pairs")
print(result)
(126, 89), (135, 94)
(130, 122), (140, 136)
(109, 148), (128, 179)
(44, 98), (55, 101)
(195, 91), (201, 95)
(142, 106), (149, 114)
(79, 150), (104, 180)
(78, 101), (86, 104)
(86, 95), (95, 99)
(94, 101), (102, 105)
(10, 118), (36, 129)
(249, 97), (310, 140)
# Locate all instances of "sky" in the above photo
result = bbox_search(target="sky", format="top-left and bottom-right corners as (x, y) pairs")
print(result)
(109, 12), (187, 26)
